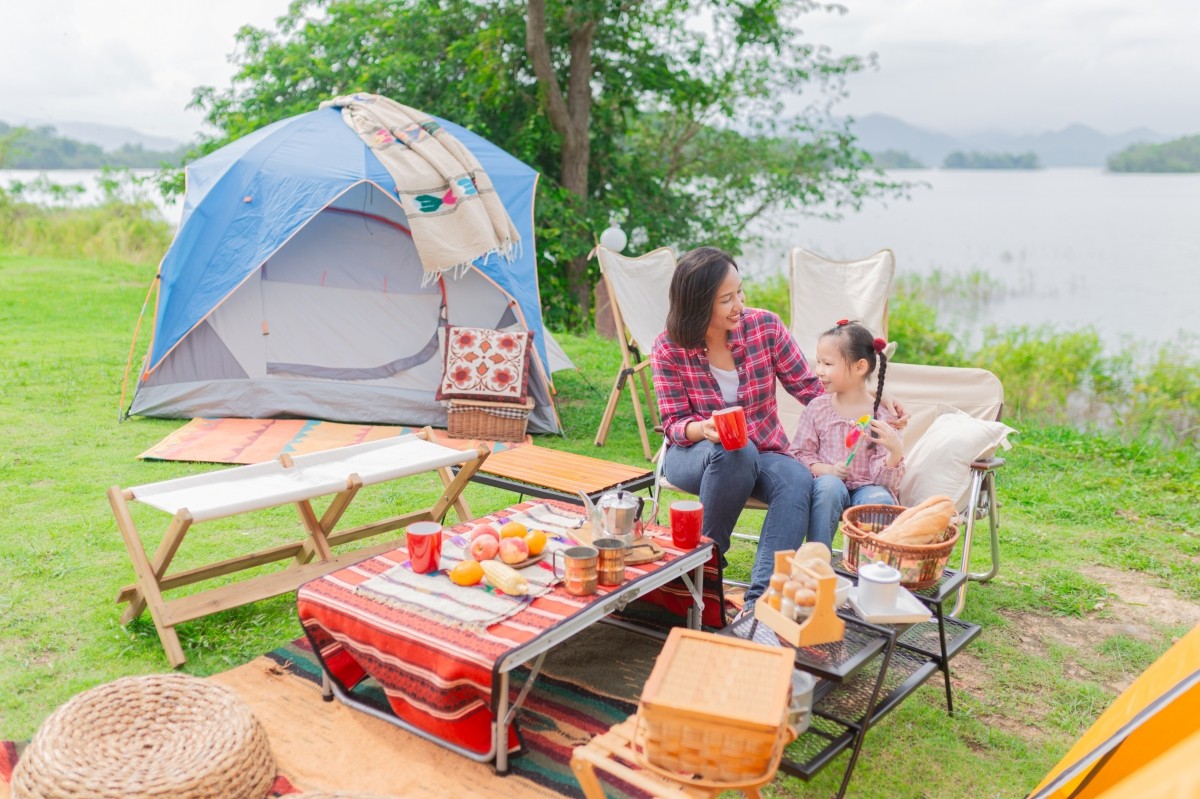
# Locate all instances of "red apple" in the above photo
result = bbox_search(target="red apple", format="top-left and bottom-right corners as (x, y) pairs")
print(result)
(499, 536), (529, 565)
(468, 533), (499, 561)
(469, 524), (501, 543)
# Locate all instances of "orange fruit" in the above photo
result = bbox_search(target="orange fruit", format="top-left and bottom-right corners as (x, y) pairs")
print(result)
(524, 528), (548, 556)
(499, 521), (528, 539)
(449, 560), (484, 586)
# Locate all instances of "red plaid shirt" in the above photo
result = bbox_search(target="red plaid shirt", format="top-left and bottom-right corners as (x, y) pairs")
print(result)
(652, 308), (823, 453)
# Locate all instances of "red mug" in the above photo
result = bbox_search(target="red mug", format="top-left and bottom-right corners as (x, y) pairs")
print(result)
(406, 521), (443, 574)
(669, 500), (703, 549)
(712, 406), (748, 449)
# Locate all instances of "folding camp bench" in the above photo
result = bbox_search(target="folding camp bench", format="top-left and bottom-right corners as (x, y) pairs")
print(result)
(108, 429), (488, 667)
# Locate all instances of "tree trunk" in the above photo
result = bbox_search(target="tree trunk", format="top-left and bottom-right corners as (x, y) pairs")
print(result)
(526, 0), (595, 326)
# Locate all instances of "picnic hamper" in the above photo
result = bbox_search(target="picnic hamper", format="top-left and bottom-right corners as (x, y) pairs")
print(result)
(840, 503), (960, 590)
(634, 628), (794, 784)
(446, 397), (534, 441)
(10, 673), (275, 799)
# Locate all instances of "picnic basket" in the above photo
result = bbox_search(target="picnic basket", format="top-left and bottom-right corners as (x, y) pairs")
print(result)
(446, 397), (534, 442)
(840, 503), (960, 590)
(635, 628), (793, 784)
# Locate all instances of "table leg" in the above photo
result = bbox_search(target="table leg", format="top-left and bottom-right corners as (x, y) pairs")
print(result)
(833, 631), (896, 799)
(681, 561), (706, 630)
(120, 509), (192, 624)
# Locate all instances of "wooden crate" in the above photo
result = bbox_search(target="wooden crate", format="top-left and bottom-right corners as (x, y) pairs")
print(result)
(637, 628), (793, 782)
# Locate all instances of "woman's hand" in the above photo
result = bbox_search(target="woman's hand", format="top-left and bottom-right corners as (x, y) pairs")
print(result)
(879, 394), (909, 430)
(687, 418), (722, 444)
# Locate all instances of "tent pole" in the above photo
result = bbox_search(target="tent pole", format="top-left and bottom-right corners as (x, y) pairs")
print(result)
(118, 273), (159, 421)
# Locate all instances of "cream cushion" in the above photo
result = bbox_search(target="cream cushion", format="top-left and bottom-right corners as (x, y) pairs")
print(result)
(899, 406), (1016, 511)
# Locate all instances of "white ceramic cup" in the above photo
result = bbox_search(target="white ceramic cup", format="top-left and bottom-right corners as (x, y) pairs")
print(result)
(857, 561), (901, 613)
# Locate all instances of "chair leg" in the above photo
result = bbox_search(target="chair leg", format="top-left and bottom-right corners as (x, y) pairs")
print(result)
(950, 470), (1001, 617)
(626, 369), (653, 460)
(595, 368), (626, 448)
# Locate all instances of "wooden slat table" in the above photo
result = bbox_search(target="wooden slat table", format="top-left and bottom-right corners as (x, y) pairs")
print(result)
(109, 429), (489, 667)
(463, 444), (654, 503)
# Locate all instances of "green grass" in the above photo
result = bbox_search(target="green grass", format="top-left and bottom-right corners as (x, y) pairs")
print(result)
(1, 253), (1197, 798)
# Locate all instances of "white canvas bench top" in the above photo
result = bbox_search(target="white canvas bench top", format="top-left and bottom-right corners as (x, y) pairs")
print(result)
(129, 435), (469, 522)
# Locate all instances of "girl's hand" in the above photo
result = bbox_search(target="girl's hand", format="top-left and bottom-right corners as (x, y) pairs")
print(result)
(869, 419), (903, 458)
(813, 462), (849, 479)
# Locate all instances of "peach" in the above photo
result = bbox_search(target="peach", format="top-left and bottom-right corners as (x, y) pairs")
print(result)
(469, 533), (500, 561)
(498, 536), (529, 565)
(469, 524), (501, 542)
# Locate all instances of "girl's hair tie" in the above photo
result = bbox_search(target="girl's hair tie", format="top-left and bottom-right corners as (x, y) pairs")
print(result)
(872, 337), (887, 353)
(836, 318), (849, 326)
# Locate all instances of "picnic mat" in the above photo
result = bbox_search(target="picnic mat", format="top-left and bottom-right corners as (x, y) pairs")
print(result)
(138, 417), (527, 464)
(0, 629), (661, 799)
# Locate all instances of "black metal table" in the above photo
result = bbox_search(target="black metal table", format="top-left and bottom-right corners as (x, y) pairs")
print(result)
(720, 565), (981, 798)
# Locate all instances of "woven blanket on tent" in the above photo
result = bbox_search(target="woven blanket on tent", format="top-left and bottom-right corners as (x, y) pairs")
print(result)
(323, 93), (520, 276)
(137, 418), (526, 465)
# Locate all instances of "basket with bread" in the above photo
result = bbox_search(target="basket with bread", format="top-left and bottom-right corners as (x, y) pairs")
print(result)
(840, 496), (960, 590)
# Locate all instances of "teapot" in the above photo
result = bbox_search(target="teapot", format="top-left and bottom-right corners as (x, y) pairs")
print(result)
(577, 489), (659, 547)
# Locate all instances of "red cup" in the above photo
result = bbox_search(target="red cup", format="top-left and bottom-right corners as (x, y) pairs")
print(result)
(406, 521), (443, 574)
(712, 406), (748, 449)
(669, 500), (703, 549)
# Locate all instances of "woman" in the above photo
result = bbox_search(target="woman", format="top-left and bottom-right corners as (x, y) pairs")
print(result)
(651, 247), (822, 617)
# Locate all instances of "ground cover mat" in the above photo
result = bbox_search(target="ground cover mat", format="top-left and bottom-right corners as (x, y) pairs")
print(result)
(138, 417), (525, 464)
(1, 627), (663, 799)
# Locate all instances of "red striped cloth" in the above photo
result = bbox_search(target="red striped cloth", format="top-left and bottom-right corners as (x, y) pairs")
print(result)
(297, 499), (721, 755)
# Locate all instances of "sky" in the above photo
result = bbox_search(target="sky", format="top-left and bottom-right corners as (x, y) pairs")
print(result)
(1, 0), (1198, 144)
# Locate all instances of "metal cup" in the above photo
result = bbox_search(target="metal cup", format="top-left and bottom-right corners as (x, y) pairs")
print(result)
(593, 537), (627, 587)
(552, 545), (599, 596)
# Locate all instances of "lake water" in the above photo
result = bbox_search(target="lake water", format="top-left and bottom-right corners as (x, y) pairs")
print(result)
(5, 167), (1198, 350)
(741, 168), (1200, 351)
(0, 168), (182, 226)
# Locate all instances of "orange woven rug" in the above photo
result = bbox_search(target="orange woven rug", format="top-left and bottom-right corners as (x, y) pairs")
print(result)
(138, 417), (526, 464)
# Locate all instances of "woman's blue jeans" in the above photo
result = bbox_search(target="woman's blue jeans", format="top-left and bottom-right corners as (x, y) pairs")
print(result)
(662, 440), (812, 605)
(808, 475), (896, 548)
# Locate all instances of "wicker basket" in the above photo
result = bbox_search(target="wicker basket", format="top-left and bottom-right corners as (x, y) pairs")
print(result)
(446, 397), (534, 442)
(635, 628), (793, 784)
(10, 673), (275, 799)
(840, 503), (960, 590)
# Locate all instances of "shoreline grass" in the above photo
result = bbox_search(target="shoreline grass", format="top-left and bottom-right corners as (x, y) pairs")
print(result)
(1, 252), (1197, 798)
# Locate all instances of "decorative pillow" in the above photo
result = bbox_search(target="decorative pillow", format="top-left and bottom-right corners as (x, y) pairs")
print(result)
(437, 326), (534, 404)
(899, 406), (1016, 511)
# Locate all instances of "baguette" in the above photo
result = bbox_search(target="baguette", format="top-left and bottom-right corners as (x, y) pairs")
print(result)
(878, 496), (955, 545)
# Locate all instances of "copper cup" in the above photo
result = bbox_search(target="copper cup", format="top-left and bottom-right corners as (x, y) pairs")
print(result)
(593, 537), (627, 587)
(552, 545), (599, 596)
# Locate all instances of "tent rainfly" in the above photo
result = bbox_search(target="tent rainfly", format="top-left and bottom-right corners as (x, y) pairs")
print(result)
(127, 105), (562, 434)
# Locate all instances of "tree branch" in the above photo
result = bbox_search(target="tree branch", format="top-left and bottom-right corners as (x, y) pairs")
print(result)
(526, 0), (571, 137)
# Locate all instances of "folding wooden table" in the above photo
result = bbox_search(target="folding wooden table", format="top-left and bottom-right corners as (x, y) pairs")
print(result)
(108, 430), (489, 667)
(463, 444), (654, 503)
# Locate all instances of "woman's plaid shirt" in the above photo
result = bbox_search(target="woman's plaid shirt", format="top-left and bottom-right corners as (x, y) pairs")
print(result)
(651, 308), (823, 453)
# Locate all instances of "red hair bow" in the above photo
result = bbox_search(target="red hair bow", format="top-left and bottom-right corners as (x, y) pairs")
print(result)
(836, 319), (849, 326)
(873, 337), (887, 353)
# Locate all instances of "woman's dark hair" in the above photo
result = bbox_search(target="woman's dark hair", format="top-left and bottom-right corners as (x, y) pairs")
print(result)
(665, 247), (739, 349)
(820, 320), (888, 419)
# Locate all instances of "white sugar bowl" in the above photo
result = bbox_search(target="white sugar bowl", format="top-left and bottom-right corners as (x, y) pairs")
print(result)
(858, 561), (901, 614)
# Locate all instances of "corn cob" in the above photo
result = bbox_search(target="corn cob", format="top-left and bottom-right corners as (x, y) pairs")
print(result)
(480, 559), (530, 595)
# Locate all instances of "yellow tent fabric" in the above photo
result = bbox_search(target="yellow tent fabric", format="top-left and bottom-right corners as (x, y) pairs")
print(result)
(1028, 623), (1200, 799)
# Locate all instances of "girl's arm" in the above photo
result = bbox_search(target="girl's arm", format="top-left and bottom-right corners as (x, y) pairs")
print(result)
(866, 418), (906, 495)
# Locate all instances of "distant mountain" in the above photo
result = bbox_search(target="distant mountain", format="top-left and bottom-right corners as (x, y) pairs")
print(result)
(850, 114), (1174, 168)
(1, 117), (186, 152)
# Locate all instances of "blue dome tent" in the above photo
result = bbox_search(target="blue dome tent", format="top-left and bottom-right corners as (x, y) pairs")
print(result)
(128, 104), (561, 434)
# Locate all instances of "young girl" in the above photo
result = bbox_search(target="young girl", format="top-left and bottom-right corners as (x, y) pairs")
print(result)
(788, 320), (905, 547)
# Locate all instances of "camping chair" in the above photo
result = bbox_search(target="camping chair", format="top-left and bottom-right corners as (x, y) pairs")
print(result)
(592, 245), (677, 460)
(652, 247), (896, 543)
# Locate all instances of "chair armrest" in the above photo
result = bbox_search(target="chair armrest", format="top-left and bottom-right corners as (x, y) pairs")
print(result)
(970, 457), (1005, 471)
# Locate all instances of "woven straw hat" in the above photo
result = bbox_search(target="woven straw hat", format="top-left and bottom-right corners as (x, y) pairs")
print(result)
(11, 672), (275, 799)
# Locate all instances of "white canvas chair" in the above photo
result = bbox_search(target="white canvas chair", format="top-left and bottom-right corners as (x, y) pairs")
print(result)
(592, 245), (677, 460)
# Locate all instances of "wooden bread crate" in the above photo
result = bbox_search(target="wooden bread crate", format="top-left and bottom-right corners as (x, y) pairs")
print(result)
(636, 628), (793, 783)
